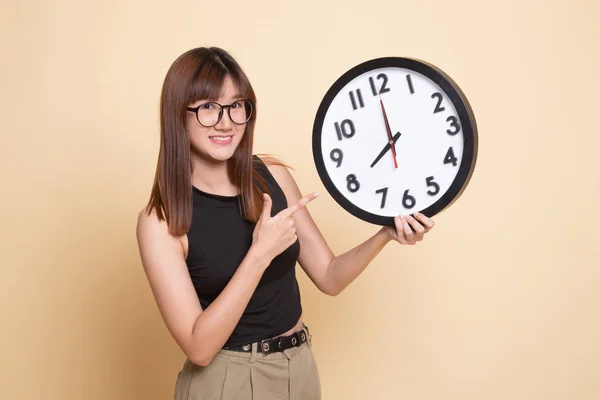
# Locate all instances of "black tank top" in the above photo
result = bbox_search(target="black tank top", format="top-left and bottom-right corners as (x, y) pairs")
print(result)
(185, 155), (302, 347)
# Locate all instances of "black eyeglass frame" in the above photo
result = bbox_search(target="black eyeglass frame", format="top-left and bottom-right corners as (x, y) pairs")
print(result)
(186, 100), (253, 127)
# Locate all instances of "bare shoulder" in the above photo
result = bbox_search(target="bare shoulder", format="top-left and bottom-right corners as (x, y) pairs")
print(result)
(264, 161), (294, 184)
(257, 155), (302, 202)
(136, 207), (169, 240)
(136, 206), (185, 265)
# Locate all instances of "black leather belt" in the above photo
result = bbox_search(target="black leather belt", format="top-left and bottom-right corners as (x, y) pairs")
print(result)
(223, 326), (311, 356)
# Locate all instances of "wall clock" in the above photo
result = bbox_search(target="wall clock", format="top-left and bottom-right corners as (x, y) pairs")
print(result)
(312, 57), (478, 226)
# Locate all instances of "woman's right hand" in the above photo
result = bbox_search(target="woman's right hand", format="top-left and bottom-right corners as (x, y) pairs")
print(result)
(251, 192), (319, 266)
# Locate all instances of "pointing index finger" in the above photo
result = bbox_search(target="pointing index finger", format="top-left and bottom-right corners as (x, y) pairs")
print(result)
(282, 192), (320, 218)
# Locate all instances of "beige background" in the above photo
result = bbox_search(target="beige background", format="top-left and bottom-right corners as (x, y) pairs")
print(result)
(1, 0), (599, 399)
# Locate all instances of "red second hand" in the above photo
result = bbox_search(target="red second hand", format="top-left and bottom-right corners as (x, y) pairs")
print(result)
(379, 95), (398, 169)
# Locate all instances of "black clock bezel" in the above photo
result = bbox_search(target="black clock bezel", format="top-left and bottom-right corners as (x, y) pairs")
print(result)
(312, 57), (478, 226)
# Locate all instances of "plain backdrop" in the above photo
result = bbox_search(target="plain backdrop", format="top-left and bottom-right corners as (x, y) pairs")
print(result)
(1, 0), (599, 399)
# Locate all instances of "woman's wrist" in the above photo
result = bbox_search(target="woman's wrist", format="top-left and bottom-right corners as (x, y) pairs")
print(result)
(378, 226), (394, 243)
(246, 245), (273, 271)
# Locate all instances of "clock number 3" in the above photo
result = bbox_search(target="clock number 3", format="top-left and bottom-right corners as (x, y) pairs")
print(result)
(446, 116), (461, 135)
(346, 174), (360, 193)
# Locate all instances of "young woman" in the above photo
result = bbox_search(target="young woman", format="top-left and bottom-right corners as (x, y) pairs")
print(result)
(136, 46), (435, 400)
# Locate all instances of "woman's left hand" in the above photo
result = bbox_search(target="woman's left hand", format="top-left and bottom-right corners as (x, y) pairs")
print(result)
(383, 213), (435, 245)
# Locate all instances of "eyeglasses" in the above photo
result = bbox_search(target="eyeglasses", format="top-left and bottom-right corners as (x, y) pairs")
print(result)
(187, 100), (253, 127)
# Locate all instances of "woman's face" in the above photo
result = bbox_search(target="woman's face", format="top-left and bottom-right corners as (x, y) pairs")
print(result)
(186, 75), (248, 164)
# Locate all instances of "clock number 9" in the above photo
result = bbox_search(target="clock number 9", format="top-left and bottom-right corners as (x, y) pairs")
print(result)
(334, 119), (355, 141)
(402, 189), (416, 209)
(346, 174), (360, 193)
(330, 149), (343, 167)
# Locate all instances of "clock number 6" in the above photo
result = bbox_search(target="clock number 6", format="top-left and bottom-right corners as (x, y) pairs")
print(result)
(334, 119), (355, 141)
(330, 149), (343, 167)
(346, 174), (360, 193)
(402, 189), (416, 209)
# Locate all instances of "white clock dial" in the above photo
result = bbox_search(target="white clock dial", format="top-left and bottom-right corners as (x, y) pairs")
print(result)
(320, 67), (464, 217)
(313, 57), (477, 226)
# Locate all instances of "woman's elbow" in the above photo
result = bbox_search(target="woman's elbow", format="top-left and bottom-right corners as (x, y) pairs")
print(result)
(186, 347), (215, 367)
(188, 353), (213, 367)
(319, 282), (342, 296)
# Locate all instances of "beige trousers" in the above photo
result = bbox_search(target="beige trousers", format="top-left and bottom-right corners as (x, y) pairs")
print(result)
(174, 334), (321, 400)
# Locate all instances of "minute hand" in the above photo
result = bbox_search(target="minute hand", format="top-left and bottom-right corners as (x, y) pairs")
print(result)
(378, 97), (398, 169)
(370, 131), (402, 168)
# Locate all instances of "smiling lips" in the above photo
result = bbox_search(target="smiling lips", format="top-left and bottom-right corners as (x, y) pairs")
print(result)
(209, 135), (233, 145)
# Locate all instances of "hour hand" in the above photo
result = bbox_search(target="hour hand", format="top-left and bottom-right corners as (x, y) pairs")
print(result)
(371, 131), (402, 168)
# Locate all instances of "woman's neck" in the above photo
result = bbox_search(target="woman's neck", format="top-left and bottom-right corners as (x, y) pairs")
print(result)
(190, 155), (239, 196)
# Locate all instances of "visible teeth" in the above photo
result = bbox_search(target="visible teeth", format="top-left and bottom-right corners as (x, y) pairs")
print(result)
(211, 136), (232, 142)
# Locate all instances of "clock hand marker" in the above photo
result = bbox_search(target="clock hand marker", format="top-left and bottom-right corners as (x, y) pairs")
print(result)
(379, 94), (398, 168)
(370, 131), (401, 168)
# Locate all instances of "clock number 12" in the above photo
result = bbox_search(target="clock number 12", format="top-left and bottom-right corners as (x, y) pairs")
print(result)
(369, 73), (391, 96)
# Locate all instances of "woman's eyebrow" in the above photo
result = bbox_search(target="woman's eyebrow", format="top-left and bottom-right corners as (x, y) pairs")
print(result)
(193, 94), (243, 105)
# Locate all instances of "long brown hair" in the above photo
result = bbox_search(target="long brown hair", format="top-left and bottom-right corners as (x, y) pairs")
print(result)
(145, 47), (284, 236)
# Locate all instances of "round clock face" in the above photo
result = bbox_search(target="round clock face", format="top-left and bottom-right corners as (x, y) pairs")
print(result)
(312, 57), (478, 226)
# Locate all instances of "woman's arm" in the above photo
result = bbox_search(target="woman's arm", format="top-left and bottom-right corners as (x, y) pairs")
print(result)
(135, 191), (317, 366)
(136, 210), (269, 366)
(266, 162), (434, 296)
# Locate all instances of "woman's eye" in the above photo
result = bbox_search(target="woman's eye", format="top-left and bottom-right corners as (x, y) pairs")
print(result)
(200, 103), (214, 110)
(231, 101), (242, 109)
